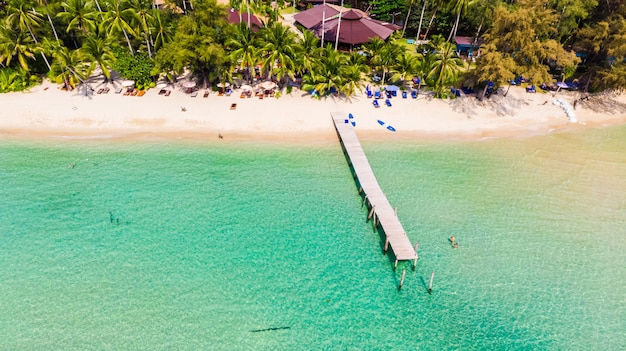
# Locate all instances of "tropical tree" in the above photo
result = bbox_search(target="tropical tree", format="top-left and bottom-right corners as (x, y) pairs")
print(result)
(56, 0), (97, 39)
(392, 51), (419, 87)
(49, 44), (89, 88)
(128, 0), (154, 57)
(574, 1), (626, 91)
(81, 34), (116, 79)
(471, 42), (515, 99)
(374, 40), (404, 85)
(226, 23), (258, 83)
(446, 0), (470, 41)
(301, 44), (347, 96)
(257, 22), (298, 88)
(5, 0), (51, 69)
(479, 1), (579, 87)
(428, 39), (463, 97)
(294, 29), (320, 76)
(0, 24), (38, 71)
(102, 0), (139, 55)
(151, 9), (174, 52)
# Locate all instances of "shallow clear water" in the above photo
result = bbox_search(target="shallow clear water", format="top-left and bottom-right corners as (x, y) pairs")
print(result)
(0, 127), (624, 350)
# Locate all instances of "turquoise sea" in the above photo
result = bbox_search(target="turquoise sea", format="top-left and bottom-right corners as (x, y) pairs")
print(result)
(0, 126), (624, 350)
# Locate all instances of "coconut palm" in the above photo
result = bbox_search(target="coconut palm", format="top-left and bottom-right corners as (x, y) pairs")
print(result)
(81, 34), (116, 79)
(128, 0), (154, 57)
(102, 0), (138, 55)
(295, 30), (320, 76)
(49, 43), (89, 87)
(5, 0), (51, 69)
(0, 24), (38, 71)
(392, 51), (419, 87)
(226, 23), (258, 83)
(446, 0), (470, 42)
(376, 40), (404, 85)
(302, 44), (347, 96)
(56, 0), (97, 40)
(428, 39), (463, 97)
(257, 22), (298, 88)
(151, 9), (173, 52)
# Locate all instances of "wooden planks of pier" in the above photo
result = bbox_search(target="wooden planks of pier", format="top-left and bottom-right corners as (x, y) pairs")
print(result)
(332, 113), (418, 269)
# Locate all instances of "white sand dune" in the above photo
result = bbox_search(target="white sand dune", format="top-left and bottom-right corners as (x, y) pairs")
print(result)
(2, 80), (625, 142)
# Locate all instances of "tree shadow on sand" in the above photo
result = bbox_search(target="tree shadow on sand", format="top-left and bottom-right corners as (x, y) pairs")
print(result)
(578, 93), (626, 115)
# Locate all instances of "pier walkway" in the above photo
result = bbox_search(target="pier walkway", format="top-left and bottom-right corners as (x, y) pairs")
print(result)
(332, 113), (418, 269)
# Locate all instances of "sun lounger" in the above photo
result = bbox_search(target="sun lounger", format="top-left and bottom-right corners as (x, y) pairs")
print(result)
(402, 91), (407, 99)
(97, 89), (104, 94)
(411, 90), (417, 99)
(203, 90), (209, 98)
(130, 90), (138, 96)
(164, 90), (171, 96)
(526, 85), (536, 93)
(374, 91), (381, 99)
(385, 99), (392, 107)
(190, 91), (198, 97)
(367, 90), (372, 98)
(103, 88), (110, 94)
(137, 90), (145, 97)
(230, 103), (237, 110)
(115, 87), (123, 94)
(373, 100), (380, 108)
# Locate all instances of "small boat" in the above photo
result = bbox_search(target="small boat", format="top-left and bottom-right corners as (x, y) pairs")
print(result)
(377, 120), (397, 132)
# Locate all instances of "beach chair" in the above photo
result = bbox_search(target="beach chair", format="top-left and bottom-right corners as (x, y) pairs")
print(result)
(367, 90), (373, 98)
(190, 91), (198, 97)
(230, 103), (237, 110)
(411, 90), (418, 99)
(402, 91), (407, 99)
(373, 100), (380, 108)
(385, 99), (392, 107)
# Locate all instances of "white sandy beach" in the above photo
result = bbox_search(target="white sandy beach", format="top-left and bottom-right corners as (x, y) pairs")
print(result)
(2, 80), (626, 142)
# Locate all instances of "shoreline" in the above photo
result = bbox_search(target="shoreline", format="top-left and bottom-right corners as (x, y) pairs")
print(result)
(2, 80), (626, 143)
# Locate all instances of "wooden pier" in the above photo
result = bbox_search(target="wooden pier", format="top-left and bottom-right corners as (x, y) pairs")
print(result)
(332, 113), (418, 269)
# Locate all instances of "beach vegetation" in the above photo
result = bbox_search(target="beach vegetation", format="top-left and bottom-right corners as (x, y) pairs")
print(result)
(0, 66), (40, 91)
(112, 47), (153, 88)
(0, 0), (624, 94)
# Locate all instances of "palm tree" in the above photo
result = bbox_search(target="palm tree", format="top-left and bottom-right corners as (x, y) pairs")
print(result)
(5, 0), (51, 69)
(226, 23), (258, 83)
(50, 44), (89, 88)
(302, 44), (346, 96)
(151, 9), (173, 52)
(102, 0), (138, 55)
(446, 0), (470, 42)
(392, 52), (419, 87)
(295, 30), (320, 76)
(0, 24), (38, 71)
(81, 35), (116, 79)
(376, 41), (404, 85)
(428, 39), (463, 97)
(257, 22), (298, 88)
(56, 0), (97, 39)
(128, 0), (154, 57)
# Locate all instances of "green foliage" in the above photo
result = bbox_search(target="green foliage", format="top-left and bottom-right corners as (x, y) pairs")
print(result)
(112, 48), (154, 88)
(475, 1), (579, 90)
(0, 66), (41, 92)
